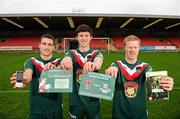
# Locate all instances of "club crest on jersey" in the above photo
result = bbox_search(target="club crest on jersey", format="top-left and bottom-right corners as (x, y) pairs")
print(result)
(124, 81), (138, 98)
(136, 66), (142, 72)
(76, 68), (83, 83)
(87, 55), (93, 62)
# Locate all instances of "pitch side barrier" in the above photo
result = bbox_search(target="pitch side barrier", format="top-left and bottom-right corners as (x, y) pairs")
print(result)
(0, 46), (33, 51)
(140, 46), (177, 51)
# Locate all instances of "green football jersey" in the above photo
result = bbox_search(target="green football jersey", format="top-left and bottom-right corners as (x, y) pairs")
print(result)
(24, 56), (62, 114)
(112, 59), (152, 119)
(65, 48), (104, 106)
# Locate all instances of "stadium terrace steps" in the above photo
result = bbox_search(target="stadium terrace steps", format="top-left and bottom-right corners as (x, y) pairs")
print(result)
(139, 36), (169, 46)
(0, 36), (40, 49)
(60, 38), (107, 49)
(167, 37), (180, 47)
(0, 36), (179, 51)
(112, 36), (173, 49)
(112, 36), (124, 49)
(90, 39), (107, 49)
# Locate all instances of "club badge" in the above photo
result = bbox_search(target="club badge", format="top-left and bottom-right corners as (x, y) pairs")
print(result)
(124, 81), (138, 98)
(136, 66), (142, 72)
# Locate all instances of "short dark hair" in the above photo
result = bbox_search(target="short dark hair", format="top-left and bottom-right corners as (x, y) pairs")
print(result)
(40, 34), (56, 45)
(75, 24), (93, 36)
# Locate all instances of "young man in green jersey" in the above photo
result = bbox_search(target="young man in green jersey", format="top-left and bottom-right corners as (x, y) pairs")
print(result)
(61, 24), (104, 119)
(10, 34), (63, 119)
(106, 35), (174, 119)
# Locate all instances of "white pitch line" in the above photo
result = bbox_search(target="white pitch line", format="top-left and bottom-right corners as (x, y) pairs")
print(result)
(0, 91), (29, 93)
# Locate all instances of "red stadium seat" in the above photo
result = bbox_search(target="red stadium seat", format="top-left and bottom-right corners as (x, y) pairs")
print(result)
(0, 36), (40, 49)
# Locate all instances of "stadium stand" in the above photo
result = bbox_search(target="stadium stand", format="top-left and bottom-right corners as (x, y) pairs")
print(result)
(112, 36), (124, 49)
(0, 35), (178, 51)
(112, 36), (170, 49)
(0, 36), (40, 50)
(139, 36), (169, 46)
(60, 38), (107, 50)
(90, 38), (107, 49)
(167, 37), (180, 47)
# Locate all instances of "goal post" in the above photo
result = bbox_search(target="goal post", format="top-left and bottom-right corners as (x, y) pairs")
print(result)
(62, 37), (110, 54)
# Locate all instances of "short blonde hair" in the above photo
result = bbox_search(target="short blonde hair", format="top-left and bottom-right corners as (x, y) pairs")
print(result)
(124, 35), (141, 47)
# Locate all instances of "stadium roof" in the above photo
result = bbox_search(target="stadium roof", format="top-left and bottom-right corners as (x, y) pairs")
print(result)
(1, 0), (180, 34)
(0, 16), (180, 31)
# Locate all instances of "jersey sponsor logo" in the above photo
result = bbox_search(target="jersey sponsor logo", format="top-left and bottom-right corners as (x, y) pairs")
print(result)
(71, 50), (97, 67)
(31, 57), (60, 72)
(117, 60), (147, 80)
(124, 81), (138, 98)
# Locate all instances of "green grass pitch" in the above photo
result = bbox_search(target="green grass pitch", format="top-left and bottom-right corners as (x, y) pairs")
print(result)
(0, 52), (179, 119)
